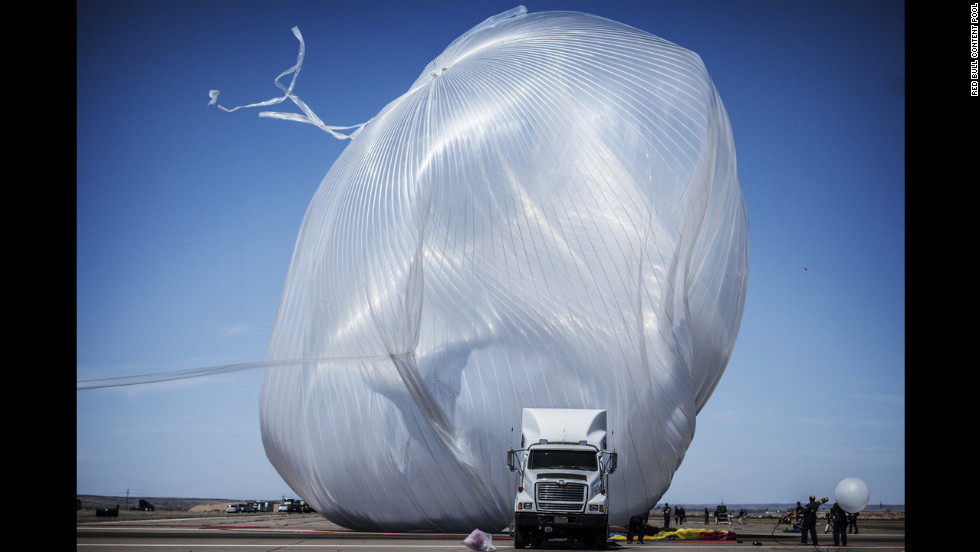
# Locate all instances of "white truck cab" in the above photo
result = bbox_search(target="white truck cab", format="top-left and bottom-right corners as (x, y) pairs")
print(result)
(507, 408), (617, 549)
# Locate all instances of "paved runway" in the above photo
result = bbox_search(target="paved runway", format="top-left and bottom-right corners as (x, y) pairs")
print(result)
(77, 514), (904, 552)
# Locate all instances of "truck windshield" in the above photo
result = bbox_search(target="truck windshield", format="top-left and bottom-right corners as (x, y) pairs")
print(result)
(528, 450), (598, 470)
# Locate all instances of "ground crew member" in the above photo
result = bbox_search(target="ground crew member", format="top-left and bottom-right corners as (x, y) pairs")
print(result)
(830, 502), (848, 546)
(800, 495), (824, 546)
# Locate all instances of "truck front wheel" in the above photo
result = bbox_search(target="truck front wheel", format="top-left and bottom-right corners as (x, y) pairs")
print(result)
(593, 527), (608, 549)
(514, 527), (527, 549)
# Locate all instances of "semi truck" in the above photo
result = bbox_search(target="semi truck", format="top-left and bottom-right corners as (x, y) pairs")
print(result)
(507, 408), (618, 549)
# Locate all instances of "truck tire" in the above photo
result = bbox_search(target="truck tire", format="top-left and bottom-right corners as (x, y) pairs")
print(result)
(514, 527), (527, 549)
(594, 527), (608, 549)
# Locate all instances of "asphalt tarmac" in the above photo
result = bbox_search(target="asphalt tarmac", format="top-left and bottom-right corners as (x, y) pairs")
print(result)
(77, 513), (905, 552)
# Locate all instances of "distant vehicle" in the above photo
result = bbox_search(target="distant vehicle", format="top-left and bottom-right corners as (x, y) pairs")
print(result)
(96, 505), (120, 517)
(279, 498), (314, 513)
(226, 503), (247, 513)
(137, 499), (155, 511)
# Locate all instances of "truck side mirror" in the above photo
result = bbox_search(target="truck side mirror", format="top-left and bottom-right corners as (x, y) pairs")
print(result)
(606, 452), (618, 475)
(507, 449), (516, 472)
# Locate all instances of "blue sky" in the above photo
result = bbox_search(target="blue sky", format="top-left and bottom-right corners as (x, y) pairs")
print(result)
(77, 0), (904, 505)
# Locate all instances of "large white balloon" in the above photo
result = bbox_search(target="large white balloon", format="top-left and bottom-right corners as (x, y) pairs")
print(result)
(835, 477), (870, 513)
(259, 6), (748, 532)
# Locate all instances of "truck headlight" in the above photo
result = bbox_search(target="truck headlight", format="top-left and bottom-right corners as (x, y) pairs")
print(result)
(517, 502), (533, 510)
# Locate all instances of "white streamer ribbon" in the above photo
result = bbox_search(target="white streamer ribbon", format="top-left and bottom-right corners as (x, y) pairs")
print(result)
(208, 26), (370, 140)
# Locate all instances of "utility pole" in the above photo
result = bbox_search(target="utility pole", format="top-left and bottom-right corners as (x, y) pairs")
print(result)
(126, 489), (130, 510)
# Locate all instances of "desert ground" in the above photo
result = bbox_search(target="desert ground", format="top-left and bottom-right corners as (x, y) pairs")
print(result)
(76, 495), (904, 537)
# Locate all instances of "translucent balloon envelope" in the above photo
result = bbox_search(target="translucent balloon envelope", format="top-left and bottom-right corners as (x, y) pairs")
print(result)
(258, 6), (748, 531)
(835, 477), (870, 513)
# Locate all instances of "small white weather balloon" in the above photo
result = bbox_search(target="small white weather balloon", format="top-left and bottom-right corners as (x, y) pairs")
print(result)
(835, 477), (870, 513)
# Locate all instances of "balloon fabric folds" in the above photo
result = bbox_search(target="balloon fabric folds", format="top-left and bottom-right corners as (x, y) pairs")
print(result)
(259, 6), (748, 532)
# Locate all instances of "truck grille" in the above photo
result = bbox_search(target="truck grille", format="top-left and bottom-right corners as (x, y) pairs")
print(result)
(535, 482), (587, 513)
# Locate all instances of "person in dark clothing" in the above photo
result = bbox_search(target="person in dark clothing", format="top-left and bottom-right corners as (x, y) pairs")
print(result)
(704, 507), (710, 524)
(847, 511), (859, 533)
(794, 501), (803, 529)
(627, 514), (645, 543)
(662, 503), (672, 530)
(830, 502), (848, 546)
(800, 495), (821, 545)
